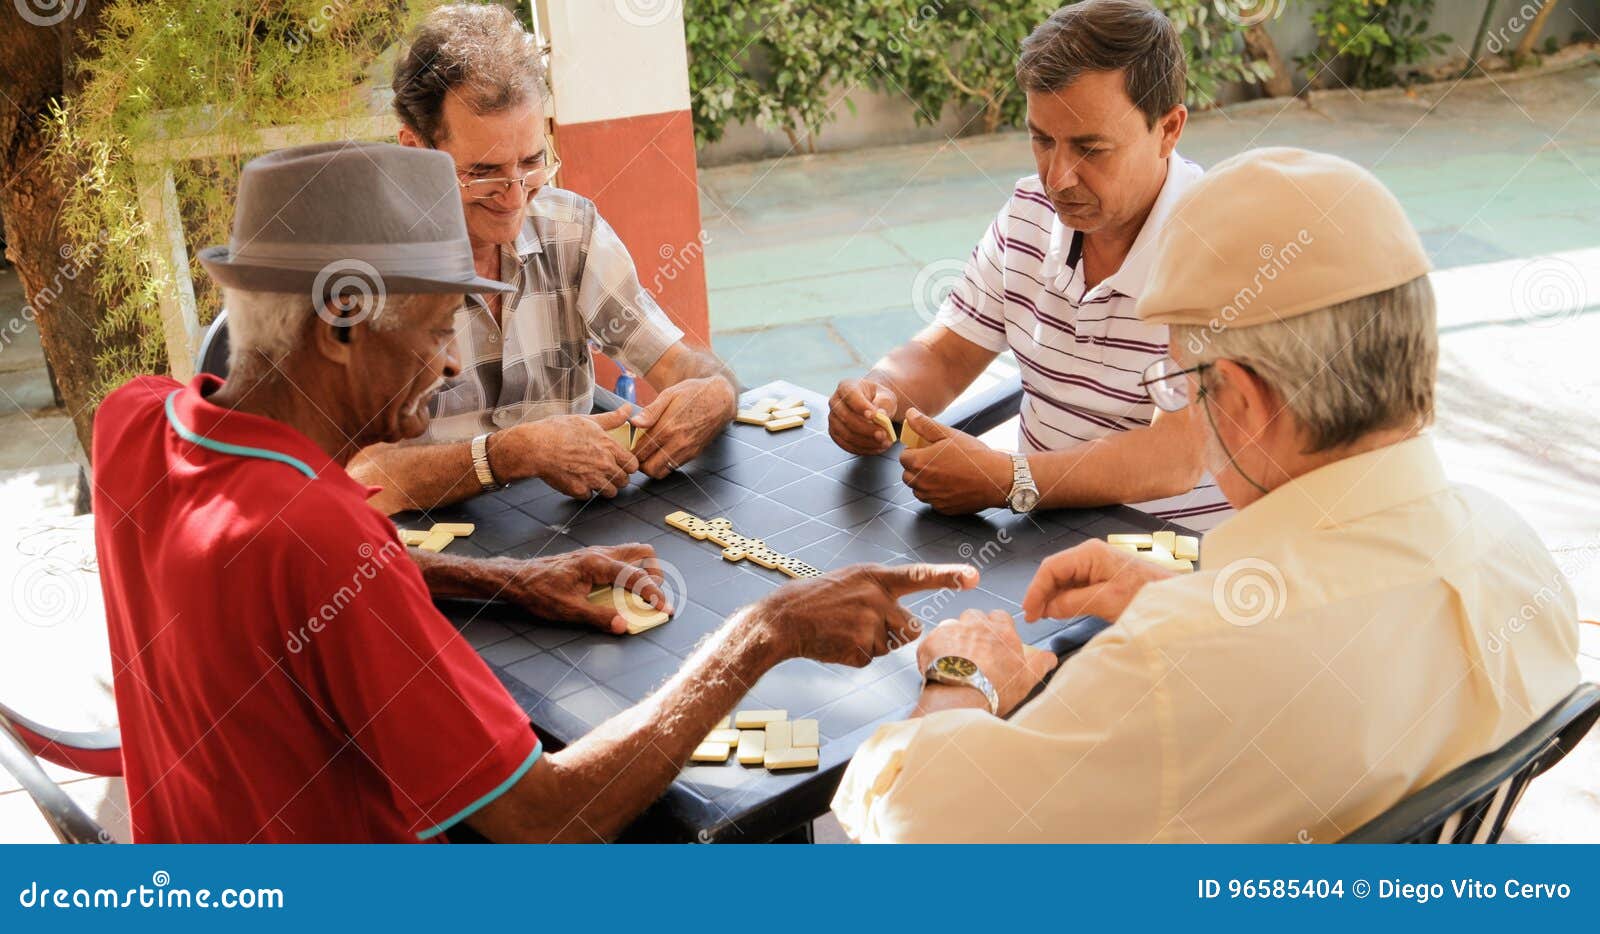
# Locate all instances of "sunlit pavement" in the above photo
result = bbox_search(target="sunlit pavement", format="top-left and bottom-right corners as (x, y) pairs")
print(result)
(3, 63), (1599, 843)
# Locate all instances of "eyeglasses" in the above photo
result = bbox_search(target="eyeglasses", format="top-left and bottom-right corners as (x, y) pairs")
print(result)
(1139, 358), (1211, 412)
(455, 157), (562, 201)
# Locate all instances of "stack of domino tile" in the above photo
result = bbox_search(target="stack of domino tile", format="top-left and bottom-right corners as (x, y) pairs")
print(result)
(1107, 530), (1199, 572)
(398, 522), (475, 553)
(690, 710), (819, 771)
(735, 395), (810, 433)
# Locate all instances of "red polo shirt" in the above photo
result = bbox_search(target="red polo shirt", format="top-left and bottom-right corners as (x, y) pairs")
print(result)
(93, 375), (540, 842)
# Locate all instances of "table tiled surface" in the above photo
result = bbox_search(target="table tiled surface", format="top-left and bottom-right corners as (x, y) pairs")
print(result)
(401, 381), (1178, 841)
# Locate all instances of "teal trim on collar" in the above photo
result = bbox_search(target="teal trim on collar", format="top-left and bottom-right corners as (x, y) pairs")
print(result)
(163, 390), (318, 480)
(415, 742), (543, 841)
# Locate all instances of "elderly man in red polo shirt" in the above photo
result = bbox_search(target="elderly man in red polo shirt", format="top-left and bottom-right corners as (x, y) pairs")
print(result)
(92, 142), (977, 843)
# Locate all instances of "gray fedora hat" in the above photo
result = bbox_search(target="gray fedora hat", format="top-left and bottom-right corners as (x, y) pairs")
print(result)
(199, 141), (513, 297)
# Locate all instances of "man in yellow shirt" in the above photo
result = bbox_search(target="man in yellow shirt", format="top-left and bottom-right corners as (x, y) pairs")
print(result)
(832, 148), (1583, 843)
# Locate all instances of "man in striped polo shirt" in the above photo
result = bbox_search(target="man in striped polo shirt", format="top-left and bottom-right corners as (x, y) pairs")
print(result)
(829, 0), (1230, 531)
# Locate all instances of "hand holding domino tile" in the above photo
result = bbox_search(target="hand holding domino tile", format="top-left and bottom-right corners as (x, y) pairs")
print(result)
(419, 543), (669, 635)
(625, 375), (740, 479)
(504, 409), (640, 499)
(897, 409), (1014, 515)
(827, 377), (901, 455)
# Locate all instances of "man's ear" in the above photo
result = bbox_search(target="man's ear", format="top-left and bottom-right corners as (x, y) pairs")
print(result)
(1208, 358), (1274, 442)
(309, 300), (358, 364)
(396, 123), (425, 149)
(1155, 104), (1187, 158)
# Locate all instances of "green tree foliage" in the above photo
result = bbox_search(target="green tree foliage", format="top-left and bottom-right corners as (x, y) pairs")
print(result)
(48, 0), (421, 390)
(686, 0), (1277, 147)
(1298, 0), (1450, 89)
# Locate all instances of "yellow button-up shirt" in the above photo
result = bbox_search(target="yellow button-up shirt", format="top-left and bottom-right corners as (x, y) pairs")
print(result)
(833, 437), (1581, 842)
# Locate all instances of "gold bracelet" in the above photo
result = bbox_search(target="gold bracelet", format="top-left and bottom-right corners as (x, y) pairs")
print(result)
(471, 432), (501, 492)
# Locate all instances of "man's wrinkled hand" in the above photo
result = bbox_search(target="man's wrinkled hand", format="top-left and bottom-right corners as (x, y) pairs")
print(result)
(629, 377), (737, 478)
(917, 608), (1058, 716)
(829, 377), (900, 455)
(497, 544), (669, 634)
(752, 563), (979, 667)
(1021, 540), (1176, 624)
(899, 408), (1012, 515)
(509, 409), (638, 500)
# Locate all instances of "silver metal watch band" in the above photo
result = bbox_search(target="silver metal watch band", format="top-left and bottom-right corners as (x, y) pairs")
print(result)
(924, 659), (1002, 716)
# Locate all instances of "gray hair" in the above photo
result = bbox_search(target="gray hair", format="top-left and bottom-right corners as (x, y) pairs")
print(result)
(392, 3), (547, 145)
(1172, 275), (1438, 453)
(224, 289), (410, 373)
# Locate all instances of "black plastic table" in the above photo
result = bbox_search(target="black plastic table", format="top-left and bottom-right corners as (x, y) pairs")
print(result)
(402, 381), (1187, 842)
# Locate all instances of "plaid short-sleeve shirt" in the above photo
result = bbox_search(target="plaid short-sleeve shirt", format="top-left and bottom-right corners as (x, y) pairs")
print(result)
(417, 186), (684, 444)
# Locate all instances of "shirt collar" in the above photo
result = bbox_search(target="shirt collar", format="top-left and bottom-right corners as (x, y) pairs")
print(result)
(512, 215), (541, 257)
(1203, 435), (1450, 565)
(1041, 152), (1202, 298)
(167, 374), (361, 493)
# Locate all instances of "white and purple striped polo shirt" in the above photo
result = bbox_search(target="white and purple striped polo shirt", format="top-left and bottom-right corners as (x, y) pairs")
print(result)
(935, 153), (1232, 531)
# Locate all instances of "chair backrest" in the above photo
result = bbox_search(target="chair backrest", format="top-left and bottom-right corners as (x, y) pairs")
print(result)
(0, 719), (112, 844)
(196, 308), (231, 379)
(1341, 683), (1600, 843)
(0, 700), (122, 777)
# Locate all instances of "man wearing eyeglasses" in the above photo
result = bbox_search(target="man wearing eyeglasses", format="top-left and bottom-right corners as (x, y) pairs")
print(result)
(350, 4), (739, 512)
(828, 1), (1229, 531)
(830, 148), (1583, 842)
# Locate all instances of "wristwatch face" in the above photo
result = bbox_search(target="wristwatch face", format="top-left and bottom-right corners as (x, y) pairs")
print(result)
(1009, 486), (1040, 512)
(934, 656), (979, 679)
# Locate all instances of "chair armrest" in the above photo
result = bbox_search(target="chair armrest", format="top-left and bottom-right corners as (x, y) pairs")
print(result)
(937, 372), (1024, 437)
(0, 702), (123, 777)
(591, 385), (630, 414)
(0, 721), (110, 843)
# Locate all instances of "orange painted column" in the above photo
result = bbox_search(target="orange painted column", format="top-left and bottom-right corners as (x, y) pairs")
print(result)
(541, 1), (708, 402)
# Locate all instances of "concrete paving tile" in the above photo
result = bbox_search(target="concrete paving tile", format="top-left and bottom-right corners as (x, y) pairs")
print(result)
(1418, 229), (1517, 268)
(832, 308), (925, 364)
(704, 231), (910, 291)
(709, 265), (920, 331)
(714, 323), (863, 390)
(876, 215), (993, 266)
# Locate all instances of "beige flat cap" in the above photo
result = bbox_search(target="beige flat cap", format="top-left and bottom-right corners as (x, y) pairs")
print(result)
(1137, 147), (1431, 328)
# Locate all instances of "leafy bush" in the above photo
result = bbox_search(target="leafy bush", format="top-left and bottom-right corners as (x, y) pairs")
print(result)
(686, 0), (1277, 148)
(1298, 0), (1451, 89)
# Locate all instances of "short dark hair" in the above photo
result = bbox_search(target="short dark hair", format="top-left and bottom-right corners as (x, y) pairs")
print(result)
(1016, 0), (1186, 128)
(392, 3), (546, 145)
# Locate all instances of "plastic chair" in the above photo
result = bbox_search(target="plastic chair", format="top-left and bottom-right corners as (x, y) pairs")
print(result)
(0, 718), (112, 844)
(196, 308), (231, 378)
(1341, 683), (1600, 843)
(0, 700), (122, 777)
